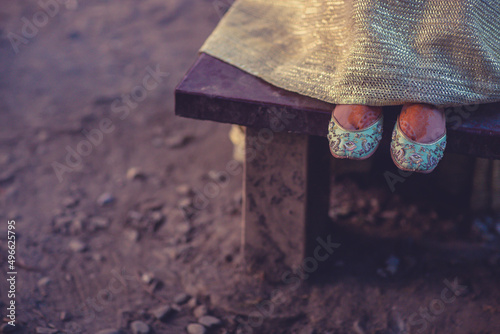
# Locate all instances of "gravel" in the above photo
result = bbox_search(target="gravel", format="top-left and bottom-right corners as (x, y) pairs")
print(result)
(96, 330), (122, 334)
(151, 304), (177, 321)
(198, 315), (222, 328)
(174, 293), (191, 305)
(126, 167), (146, 180)
(130, 320), (150, 334)
(69, 239), (88, 252)
(60, 311), (71, 322)
(37, 276), (51, 288)
(193, 305), (208, 318)
(89, 216), (110, 231)
(97, 193), (115, 206)
(165, 134), (192, 148)
(186, 323), (206, 334)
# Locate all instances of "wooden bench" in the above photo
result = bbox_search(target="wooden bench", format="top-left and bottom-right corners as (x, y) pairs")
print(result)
(175, 53), (500, 278)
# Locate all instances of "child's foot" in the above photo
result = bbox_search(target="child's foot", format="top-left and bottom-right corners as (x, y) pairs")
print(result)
(391, 103), (447, 173)
(398, 103), (446, 143)
(328, 104), (384, 160)
(333, 104), (382, 130)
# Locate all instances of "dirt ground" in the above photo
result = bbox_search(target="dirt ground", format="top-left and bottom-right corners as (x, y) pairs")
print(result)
(0, 1), (499, 333)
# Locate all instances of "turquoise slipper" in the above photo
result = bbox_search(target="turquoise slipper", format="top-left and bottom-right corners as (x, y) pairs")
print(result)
(328, 113), (383, 160)
(390, 116), (447, 173)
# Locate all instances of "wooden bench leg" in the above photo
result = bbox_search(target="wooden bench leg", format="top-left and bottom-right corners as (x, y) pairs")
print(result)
(243, 127), (330, 280)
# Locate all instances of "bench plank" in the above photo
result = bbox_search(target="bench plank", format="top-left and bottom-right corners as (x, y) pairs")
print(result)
(176, 54), (500, 159)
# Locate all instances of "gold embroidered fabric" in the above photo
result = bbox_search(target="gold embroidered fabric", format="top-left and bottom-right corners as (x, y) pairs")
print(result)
(200, 0), (500, 107)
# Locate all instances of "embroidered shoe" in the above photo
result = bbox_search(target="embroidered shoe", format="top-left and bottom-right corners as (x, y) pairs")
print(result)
(328, 113), (383, 160)
(390, 116), (447, 173)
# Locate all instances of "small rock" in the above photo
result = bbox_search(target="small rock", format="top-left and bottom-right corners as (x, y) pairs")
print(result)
(130, 321), (150, 334)
(127, 211), (143, 224)
(148, 211), (165, 225)
(124, 229), (140, 242)
(352, 320), (366, 334)
(0, 167), (15, 184)
(187, 297), (198, 308)
(89, 216), (110, 231)
(37, 276), (51, 288)
(176, 184), (193, 196)
(126, 167), (146, 181)
(165, 134), (192, 148)
(69, 239), (88, 253)
(146, 211), (165, 232)
(140, 198), (164, 212)
(198, 315), (222, 328)
(389, 307), (405, 333)
(69, 218), (85, 235)
(178, 198), (192, 210)
(35, 328), (59, 334)
(187, 324), (206, 334)
(60, 311), (71, 322)
(62, 196), (79, 208)
(141, 272), (154, 284)
(37, 130), (50, 142)
(208, 170), (228, 183)
(174, 293), (191, 305)
(193, 305), (208, 318)
(233, 191), (243, 205)
(151, 305), (177, 321)
(336, 203), (352, 217)
(53, 215), (73, 230)
(178, 198), (195, 220)
(175, 222), (191, 235)
(97, 193), (115, 206)
(96, 329), (121, 334)
(92, 253), (105, 262)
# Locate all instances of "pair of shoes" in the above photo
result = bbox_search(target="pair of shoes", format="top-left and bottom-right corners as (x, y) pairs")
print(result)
(328, 105), (446, 173)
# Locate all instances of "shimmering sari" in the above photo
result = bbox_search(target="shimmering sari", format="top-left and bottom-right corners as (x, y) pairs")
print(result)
(201, 0), (500, 107)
